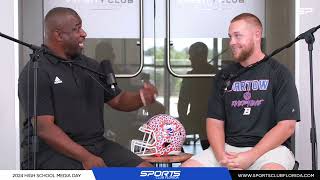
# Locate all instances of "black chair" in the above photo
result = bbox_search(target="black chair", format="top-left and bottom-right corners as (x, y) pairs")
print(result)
(293, 161), (299, 170)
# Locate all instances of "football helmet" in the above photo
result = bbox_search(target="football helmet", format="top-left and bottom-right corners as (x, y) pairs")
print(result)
(131, 114), (186, 156)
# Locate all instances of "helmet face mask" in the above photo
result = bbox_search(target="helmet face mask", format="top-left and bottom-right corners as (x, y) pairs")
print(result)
(131, 114), (186, 156)
(131, 125), (157, 156)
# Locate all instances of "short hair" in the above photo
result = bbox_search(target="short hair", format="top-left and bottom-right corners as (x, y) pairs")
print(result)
(189, 42), (208, 58)
(231, 13), (262, 29)
(44, 7), (80, 35)
(45, 7), (79, 23)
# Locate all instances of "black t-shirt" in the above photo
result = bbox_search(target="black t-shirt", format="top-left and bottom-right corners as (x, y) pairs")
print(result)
(207, 58), (300, 149)
(18, 47), (121, 153)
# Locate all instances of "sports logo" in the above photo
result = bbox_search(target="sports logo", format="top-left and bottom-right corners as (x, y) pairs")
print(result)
(140, 171), (181, 179)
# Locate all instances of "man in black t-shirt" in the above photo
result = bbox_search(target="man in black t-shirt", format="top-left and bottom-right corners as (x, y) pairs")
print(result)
(18, 7), (157, 169)
(182, 13), (300, 170)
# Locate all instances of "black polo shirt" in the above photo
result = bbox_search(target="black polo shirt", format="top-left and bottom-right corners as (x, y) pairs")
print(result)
(18, 47), (121, 151)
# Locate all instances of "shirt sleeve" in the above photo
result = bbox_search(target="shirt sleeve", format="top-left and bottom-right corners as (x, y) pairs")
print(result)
(100, 62), (122, 103)
(207, 72), (226, 121)
(273, 65), (300, 122)
(104, 85), (122, 103)
(18, 62), (54, 119)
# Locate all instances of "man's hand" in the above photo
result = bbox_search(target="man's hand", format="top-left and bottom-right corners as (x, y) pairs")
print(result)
(219, 152), (243, 170)
(223, 150), (258, 170)
(81, 154), (107, 170)
(140, 82), (158, 106)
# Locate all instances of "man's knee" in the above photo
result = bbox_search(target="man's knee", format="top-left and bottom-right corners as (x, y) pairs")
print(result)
(180, 159), (204, 167)
(260, 163), (286, 170)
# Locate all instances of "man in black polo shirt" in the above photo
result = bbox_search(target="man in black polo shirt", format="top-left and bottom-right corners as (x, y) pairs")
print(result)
(182, 13), (300, 170)
(18, 7), (157, 169)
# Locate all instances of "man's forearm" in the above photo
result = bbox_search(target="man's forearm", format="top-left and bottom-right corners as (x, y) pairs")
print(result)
(108, 82), (157, 111)
(207, 119), (226, 161)
(250, 120), (296, 159)
(108, 91), (143, 112)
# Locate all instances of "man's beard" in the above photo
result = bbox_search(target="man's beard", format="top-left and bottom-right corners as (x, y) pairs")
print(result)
(65, 46), (82, 59)
(233, 45), (254, 62)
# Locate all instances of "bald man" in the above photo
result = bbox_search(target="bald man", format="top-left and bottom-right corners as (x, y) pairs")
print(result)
(18, 7), (156, 169)
(181, 13), (300, 170)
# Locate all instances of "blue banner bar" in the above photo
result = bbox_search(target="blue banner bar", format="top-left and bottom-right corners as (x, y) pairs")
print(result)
(92, 167), (231, 180)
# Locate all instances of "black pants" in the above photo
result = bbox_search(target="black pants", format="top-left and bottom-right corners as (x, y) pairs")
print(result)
(22, 138), (144, 169)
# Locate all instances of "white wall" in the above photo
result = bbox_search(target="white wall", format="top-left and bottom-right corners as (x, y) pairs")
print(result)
(0, 0), (20, 169)
(295, 0), (320, 170)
